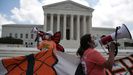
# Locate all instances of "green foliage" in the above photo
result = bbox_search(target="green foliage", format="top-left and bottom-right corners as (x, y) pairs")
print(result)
(0, 37), (23, 44)
(124, 42), (133, 47)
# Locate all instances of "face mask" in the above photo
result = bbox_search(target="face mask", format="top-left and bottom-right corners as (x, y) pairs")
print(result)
(45, 35), (50, 39)
(94, 40), (98, 47)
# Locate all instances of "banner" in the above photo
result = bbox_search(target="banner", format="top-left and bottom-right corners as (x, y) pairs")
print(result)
(106, 54), (133, 75)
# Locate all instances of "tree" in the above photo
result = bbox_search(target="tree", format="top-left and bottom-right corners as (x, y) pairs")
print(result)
(0, 37), (23, 44)
(124, 42), (133, 47)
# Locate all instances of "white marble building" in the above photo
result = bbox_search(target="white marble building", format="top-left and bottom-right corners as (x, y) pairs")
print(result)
(43, 0), (93, 40)
(43, 0), (94, 48)
(2, 24), (43, 47)
(1, 24), (116, 48)
(1, 0), (132, 49)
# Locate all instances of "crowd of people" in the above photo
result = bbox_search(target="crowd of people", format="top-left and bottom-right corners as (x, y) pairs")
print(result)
(36, 30), (116, 75)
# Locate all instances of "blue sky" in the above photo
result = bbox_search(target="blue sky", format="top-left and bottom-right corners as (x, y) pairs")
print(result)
(0, 0), (19, 15)
(0, 0), (133, 37)
(87, 0), (99, 6)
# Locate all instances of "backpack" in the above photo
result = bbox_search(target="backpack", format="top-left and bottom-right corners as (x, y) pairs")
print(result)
(75, 63), (85, 75)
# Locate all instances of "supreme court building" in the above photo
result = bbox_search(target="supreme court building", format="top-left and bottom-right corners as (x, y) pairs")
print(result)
(1, 0), (115, 49)
(2, 0), (132, 49)
(43, 0), (94, 48)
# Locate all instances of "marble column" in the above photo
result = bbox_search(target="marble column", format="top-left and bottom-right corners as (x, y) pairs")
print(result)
(77, 15), (80, 40)
(50, 14), (53, 32)
(57, 14), (60, 31)
(83, 15), (86, 35)
(88, 16), (92, 33)
(44, 13), (47, 31)
(70, 15), (74, 40)
(63, 14), (66, 40)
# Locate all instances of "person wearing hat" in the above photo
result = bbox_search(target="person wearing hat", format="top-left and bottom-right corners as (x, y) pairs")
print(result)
(37, 31), (57, 51)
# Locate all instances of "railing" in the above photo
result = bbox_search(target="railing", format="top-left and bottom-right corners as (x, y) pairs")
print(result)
(0, 47), (38, 58)
(0, 47), (132, 59)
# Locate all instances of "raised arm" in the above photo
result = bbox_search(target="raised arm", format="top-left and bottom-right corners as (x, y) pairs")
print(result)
(102, 42), (115, 70)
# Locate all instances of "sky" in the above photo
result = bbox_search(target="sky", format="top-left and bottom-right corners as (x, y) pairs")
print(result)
(0, 0), (133, 37)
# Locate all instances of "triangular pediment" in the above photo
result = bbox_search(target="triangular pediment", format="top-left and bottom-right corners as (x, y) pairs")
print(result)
(43, 0), (94, 12)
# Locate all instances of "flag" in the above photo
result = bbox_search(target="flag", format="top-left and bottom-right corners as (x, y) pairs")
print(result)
(0, 50), (80, 75)
(0, 49), (132, 75)
(106, 54), (133, 75)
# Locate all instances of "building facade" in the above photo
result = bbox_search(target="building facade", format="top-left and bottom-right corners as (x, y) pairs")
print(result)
(42, 0), (94, 48)
(2, 24), (43, 47)
(1, 0), (132, 49)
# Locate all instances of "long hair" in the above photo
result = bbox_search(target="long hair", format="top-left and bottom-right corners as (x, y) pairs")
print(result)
(76, 34), (92, 57)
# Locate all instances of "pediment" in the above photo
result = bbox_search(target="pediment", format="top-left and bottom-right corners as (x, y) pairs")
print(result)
(43, 1), (94, 12)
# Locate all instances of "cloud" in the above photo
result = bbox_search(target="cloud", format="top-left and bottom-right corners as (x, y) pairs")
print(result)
(0, 0), (89, 36)
(42, 0), (66, 5)
(0, 0), (44, 36)
(11, 0), (44, 24)
(92, 0), (133, 28)
(10, 0), (90, 24)
(0, 14), (15, 25)
(0, 14), (15, 37)
(42, 0), (90, 6)
(1, 0), (133, 29)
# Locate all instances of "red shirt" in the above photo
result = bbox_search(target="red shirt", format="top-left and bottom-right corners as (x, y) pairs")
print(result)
(82, 48), (106, 75)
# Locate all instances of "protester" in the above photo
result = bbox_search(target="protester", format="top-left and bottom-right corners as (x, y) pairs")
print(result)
(37, 31), (56, 51)
(76, 34), (115, 75)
